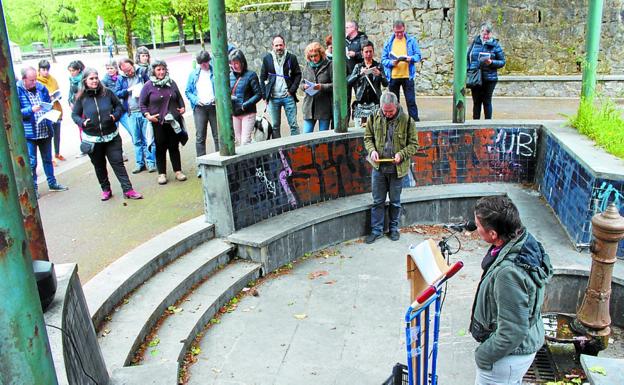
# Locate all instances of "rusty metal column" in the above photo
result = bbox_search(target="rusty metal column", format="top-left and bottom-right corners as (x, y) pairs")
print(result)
(452, 0), (468, 123)
(575, 204), (624, 342)
(208, 0), (235, 155)
(331, 0), (348, 132)
(0, 4), (49, 261)
(0, 6), (59, 381)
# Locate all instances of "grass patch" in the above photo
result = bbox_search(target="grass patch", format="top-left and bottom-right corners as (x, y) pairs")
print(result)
(567, 97), (624, 159)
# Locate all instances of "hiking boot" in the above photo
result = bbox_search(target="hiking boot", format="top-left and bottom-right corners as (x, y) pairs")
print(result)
(123, 189), (143, 199)
(175, 171), (187, 181)
(389, 231), (400, 241)
(101, 190), (112, 201)
(49, 183), (68, 192)
(365, 233), (383, 244)
(132, 165), (146, 174)
(157, 174), (167, 185)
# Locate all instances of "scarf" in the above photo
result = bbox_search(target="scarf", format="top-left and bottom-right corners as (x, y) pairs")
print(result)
(69, 74), (82, 87)
(272, 49), (288, 69)
(150, 74), (172, 87)
(309, 59), (325, 69)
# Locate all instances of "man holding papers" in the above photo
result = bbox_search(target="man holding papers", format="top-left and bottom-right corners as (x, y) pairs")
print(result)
(37, 59), (65, 164)
(381, 20), (422, 121)
(17, 67), (69, 196)
(363, 91), (418, 243)
(260, 35), (302, 138)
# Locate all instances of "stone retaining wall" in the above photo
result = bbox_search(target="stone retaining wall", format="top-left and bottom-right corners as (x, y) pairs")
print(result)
(226, 1), (624, 97)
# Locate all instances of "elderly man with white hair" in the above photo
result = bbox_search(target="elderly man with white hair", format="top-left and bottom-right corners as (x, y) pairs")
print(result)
(363, 91), (419, 244)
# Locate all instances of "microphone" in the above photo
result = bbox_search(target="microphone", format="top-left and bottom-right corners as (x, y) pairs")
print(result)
(443, 221), (477, 232)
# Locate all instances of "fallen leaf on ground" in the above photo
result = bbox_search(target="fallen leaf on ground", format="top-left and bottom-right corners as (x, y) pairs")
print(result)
(324, 280), (337, 285)
(457, 329), (466, 336)
(294, 314), (307, 320)
(589, 366), (607, 375)
(308, 270), (329, 279)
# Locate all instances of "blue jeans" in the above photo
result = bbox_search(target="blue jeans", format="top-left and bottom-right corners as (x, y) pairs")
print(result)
(26, 137), (57, 191)
(371, 168), (404, 235)
(303, 119), (331, 133)
(269, 95), (299, 138)
(120, 111), (155, 168)
(389, 78), (419, 121)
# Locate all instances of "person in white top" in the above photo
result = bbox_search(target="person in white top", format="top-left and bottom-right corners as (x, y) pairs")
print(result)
(185, 50), (218, 176)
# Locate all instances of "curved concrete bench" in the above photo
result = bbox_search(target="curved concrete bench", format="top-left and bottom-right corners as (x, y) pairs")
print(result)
(84, 216), (215, 327)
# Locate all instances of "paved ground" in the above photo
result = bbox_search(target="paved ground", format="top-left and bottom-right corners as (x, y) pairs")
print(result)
(18, 44), (613, 282)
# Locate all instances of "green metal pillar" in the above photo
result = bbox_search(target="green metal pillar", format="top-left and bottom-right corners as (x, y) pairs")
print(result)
(452, 0), (469, 123)
(208, 0), (235, 155)
(0, 7), (58, 384)
(0, 3), (49, 261)
(581, 0), (604, 100)
(331, 0), (348, 132)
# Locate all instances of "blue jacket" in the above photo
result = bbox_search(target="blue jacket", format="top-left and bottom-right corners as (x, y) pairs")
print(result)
(114, 69), (149, 112)
(229, 70), (262, 115)
(381, 33), (422, 80)
(467, 36), (506, 82)
(17, 81), (52, 140)
(185, 66), (216, 111)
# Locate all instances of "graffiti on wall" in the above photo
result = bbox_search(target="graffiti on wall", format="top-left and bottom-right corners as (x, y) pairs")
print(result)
(228, 127), (537, 229)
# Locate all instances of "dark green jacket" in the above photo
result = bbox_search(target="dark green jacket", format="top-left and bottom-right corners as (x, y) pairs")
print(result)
(470, 230), (553, 370)
(363, 108), (419, 178)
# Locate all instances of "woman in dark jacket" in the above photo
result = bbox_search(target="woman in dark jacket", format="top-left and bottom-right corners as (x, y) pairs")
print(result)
(347, 41), (388, 128)
(229, 49), (262, 145)
(467, 23), (506, 120)
(471, 196), (552, 385)
(301, 42), (333, 133)
(140, 59), (187, 185)
(71, 68), (142, 201)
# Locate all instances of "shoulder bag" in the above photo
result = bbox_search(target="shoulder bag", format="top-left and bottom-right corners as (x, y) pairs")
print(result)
(466, 40), (482, 88)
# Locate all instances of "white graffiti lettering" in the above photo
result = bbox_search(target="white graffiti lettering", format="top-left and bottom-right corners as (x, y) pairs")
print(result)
(255, 167), (277, 195)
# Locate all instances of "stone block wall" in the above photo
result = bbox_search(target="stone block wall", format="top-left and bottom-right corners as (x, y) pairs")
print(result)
(226, 0), (624, 95)
(223, 126), (537, 229)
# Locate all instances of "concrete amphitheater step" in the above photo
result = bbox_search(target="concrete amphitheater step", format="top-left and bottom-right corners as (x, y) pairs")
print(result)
(140, 260), (261, 370)
(97, 238), (234, 370)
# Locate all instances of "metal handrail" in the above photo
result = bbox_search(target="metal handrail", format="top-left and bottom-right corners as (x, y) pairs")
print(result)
(240, 0), (329, 11)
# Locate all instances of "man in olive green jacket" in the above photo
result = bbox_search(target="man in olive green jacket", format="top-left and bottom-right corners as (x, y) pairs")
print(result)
(363, 91), (419, 243)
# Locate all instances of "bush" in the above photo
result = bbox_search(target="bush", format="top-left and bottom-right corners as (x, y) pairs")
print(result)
(568, 97), (624, 159)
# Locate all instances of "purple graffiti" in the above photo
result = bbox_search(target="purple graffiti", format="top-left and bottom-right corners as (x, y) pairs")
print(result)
(279, 149), (298, 208)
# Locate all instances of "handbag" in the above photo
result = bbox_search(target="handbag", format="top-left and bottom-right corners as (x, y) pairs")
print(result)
(466, 68), (482, 88)
(80, 140), (95, 154)
(466, 40), (482, 88)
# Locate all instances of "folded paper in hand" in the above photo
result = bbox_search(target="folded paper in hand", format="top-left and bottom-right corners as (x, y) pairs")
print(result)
(37, 109), (61, 124)
(478, 52), (491, 62)
(304, 80), (320, 96)
(131, 84), (143, 98)
(389, 51), (408, 61)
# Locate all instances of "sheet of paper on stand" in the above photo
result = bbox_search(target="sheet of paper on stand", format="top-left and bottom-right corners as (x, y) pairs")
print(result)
(304, 79), (320, 96)
(408, 239), (451, 285)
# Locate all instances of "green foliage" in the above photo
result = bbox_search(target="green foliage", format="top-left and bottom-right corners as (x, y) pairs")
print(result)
(568, 97), (624, 159)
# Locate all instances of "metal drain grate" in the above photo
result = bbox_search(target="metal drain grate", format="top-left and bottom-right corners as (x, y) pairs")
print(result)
(523, 346), (557, 383)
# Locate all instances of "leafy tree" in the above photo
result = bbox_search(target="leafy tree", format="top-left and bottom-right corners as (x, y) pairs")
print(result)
(5, 0), (79, 62)
(171, 0), (208, 49)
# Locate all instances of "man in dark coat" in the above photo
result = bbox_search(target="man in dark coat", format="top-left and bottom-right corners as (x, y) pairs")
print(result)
(259, 35), (302, 138)
(345, 21), (368, 119)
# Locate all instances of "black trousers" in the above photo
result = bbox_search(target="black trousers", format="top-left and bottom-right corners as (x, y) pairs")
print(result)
(471, 80), (497, 119)
(154, 122), (182, 174)
(88, 134), (133, 192)
(193, 104), (219, 155)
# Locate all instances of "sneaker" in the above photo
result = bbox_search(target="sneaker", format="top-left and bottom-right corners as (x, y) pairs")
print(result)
(389, 231), (400, 241)
(123, 189), (143, 199)
(158, 174), (167, 185)
(132, 165), (146, 174)
(101, 190), (112, 201)
(365, 233), (383, 244)
(55, 154), (66, 161)
(147, 165), (157, 173)
(49, 183), (68, 192)
(175, 171), (187, 181)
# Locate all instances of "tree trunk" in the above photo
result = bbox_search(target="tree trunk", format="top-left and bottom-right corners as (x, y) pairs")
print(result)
(175, 14), (187, 53)
(111, 27), (120, 55)
(43, 19), (56, 63)
(160, 15), (165, 48)
(197, 15), (204, 49)
(121, 4), (134, 60)
(192, 22), (197, 44)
